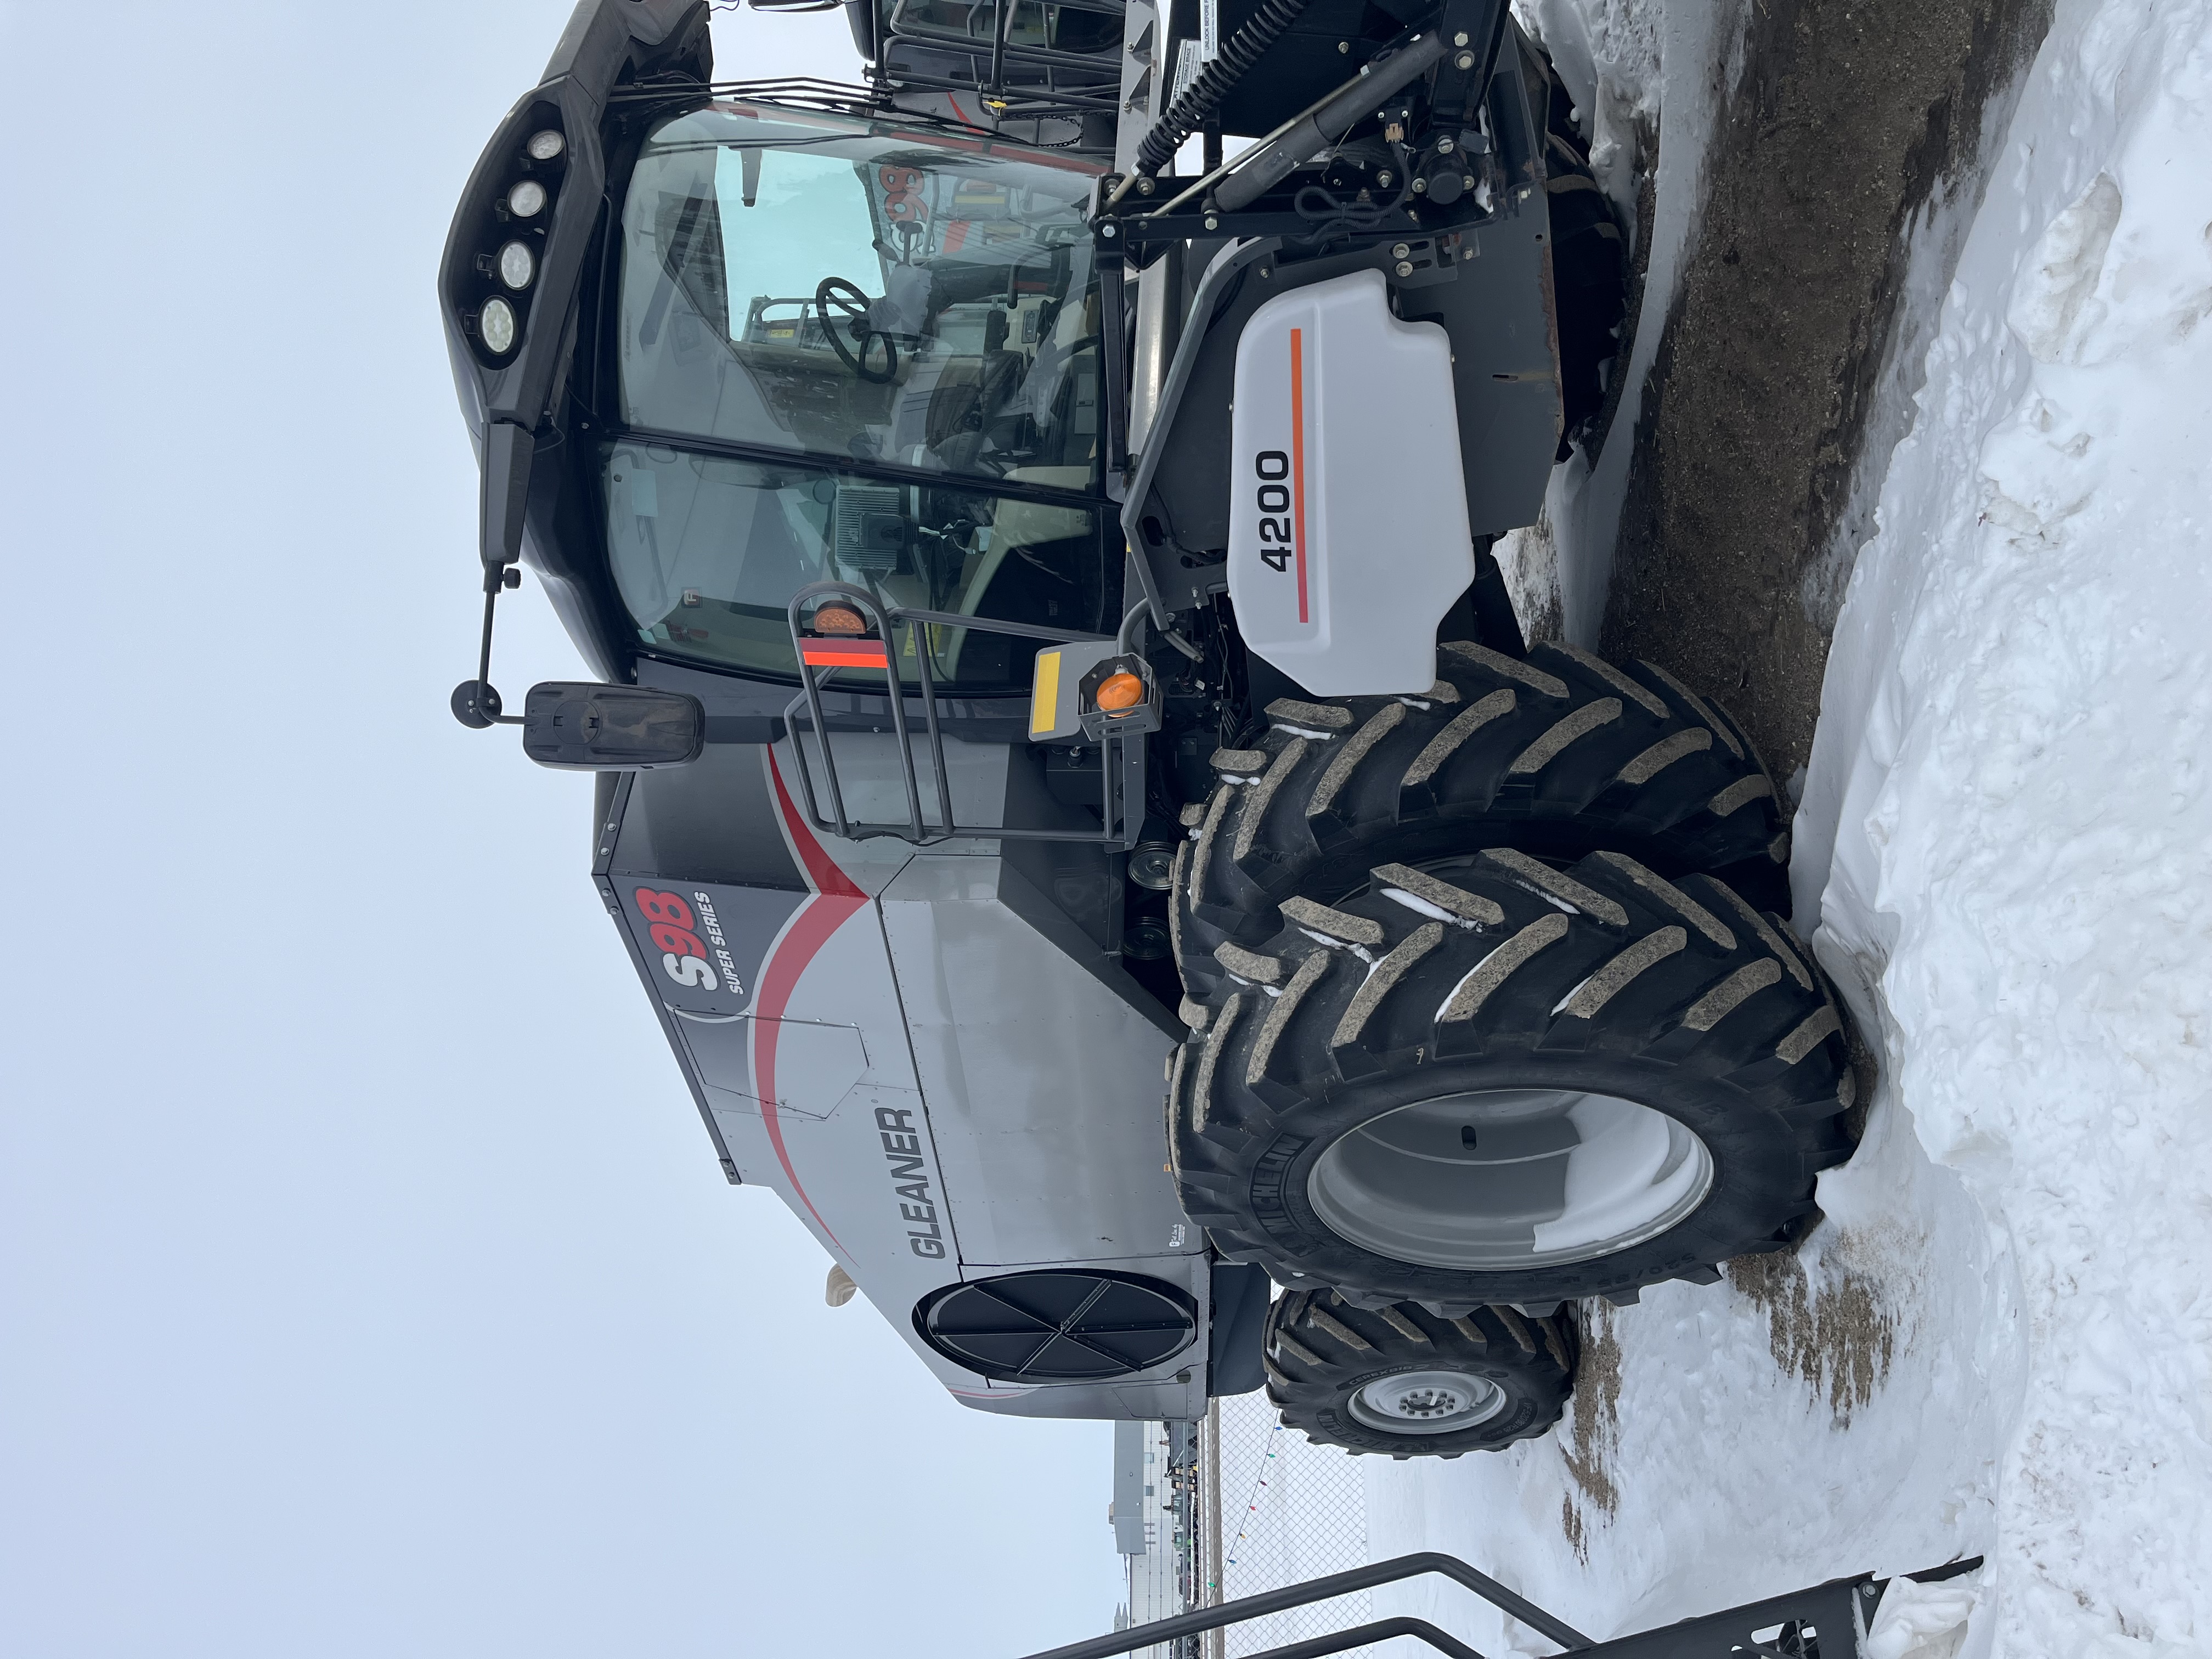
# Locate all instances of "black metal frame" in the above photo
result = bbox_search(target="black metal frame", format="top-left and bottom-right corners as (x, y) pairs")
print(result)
(876, 0), (1126, 125)
(1093, 0), (1514, 257)
(1021, 1550), (1985, 1659)
(874, 52), (1124, 122)
(1098, 171), (1506, 259)
(886, 0), (1126, 76)
(783, 581), (1140, 846)
(1084, 0), (1534, 489)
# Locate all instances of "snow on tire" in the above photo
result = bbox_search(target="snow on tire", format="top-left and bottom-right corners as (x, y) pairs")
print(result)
(1169, 848), (1856, 1310)
(1265, 1290), (1574, 1459)
(1170, 639), (1789, 1007)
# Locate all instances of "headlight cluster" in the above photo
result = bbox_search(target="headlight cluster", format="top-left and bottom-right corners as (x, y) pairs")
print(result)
(466, 125), (565, 362)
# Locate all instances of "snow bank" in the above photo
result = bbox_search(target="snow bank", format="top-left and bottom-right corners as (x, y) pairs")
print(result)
(1798, 0), (2212, 1649)
(1365, 3), (2212, 1655)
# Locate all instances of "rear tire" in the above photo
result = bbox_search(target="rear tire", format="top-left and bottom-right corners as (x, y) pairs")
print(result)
(1170, 848), (1855, 1309)
(1265, 1291), (1574, 1459)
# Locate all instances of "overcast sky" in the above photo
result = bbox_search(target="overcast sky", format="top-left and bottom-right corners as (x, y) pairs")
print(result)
(0, 4), (1123, 1654)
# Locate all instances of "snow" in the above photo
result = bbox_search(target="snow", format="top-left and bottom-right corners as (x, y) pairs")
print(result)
(1866, 1573), (1982, 1659)
(1360, 2), (2212, 1655)
(1491, 0), (1750, 642)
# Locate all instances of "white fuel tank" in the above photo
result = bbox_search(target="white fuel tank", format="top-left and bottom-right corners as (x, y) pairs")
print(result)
(1227, 269), (1475, 696)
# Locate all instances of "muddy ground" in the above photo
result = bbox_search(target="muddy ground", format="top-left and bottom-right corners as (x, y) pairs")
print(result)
(1598, 0), (2055, 785)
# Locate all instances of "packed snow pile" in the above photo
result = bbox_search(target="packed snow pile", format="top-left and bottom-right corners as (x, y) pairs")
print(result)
(1364, 1), (2212, 1655)
(1796, 0), (2212, 1643)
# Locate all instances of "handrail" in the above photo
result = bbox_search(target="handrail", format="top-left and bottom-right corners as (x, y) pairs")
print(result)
(783, 582), (1135, 846)
(1028, 1552), (1989, 1659)
(1015, 1552), (1593, 1659)
(1236, 1616), (1487, 1659)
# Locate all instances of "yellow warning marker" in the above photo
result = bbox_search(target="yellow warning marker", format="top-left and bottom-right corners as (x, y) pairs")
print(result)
(1030, 645), (1064, 740)
(1030, 639), (1128, 742)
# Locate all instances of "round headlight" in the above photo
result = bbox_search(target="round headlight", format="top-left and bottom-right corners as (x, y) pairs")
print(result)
(479, 296), (518, 354)
(526, 129), (566, 161)
(496, 240), (535, 290)
(507, 179), (547, 218)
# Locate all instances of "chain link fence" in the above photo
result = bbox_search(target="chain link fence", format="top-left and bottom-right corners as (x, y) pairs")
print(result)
(1210, 1391), (1384, 1659)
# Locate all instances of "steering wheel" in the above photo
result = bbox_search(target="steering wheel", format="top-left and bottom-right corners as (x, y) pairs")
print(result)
(815, 276), (899, 383)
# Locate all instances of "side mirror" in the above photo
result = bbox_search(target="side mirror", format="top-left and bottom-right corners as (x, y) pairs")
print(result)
(520, 682), (704, 771)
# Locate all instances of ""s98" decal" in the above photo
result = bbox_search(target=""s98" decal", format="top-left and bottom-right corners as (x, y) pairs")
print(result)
(636, 887), (720, 990)
(1252, 449), (1294, 573)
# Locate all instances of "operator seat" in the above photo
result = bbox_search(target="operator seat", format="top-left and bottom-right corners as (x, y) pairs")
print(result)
(919, 351), (1025, 470)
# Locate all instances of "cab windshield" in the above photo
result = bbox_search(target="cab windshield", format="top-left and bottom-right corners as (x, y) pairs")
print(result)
(616, 103), (1105, 484)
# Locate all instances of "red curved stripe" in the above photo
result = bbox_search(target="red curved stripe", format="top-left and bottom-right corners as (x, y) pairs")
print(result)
(752, 751), (866, 1250)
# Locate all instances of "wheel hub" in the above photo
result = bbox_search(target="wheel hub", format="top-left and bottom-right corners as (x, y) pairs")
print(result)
(1348, 1368), (1507, 1435)
(1307, 1087), (1716, 1271)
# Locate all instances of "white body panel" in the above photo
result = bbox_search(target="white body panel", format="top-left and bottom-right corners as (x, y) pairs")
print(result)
(649, 746), (1208, 1420)
(878, 854), (1190, 1268)
(1227, 268), (1476, 696)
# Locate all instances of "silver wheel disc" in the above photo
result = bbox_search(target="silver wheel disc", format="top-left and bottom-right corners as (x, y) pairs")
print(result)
(1348, 1368), (1507, 1435)
(1307, 1088), (1714, 1270)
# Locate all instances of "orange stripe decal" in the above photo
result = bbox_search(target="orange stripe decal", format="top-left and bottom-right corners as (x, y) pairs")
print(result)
(1289, 326), (1310, 625)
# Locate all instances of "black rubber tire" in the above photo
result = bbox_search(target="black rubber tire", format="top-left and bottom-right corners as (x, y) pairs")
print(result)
(1168, 847), (1856, 1310)
(1265, 1290), (1574, 1459)
(1170, 639), (1788, 1006)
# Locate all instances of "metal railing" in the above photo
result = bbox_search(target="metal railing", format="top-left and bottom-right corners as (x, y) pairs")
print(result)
(1028, 1555), (1590, 1659)
(1025, 1549), (1985, 1659)
(783, 581), (1139, 847)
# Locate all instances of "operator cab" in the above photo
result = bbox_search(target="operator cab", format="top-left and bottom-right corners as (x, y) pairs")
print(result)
(605, 102), (1115, 692)
(454, 86), (1122, 703)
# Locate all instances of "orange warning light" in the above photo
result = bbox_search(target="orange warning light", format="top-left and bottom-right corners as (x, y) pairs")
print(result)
(811, 604), (868, 635)
(1094, 671), (1146, 712)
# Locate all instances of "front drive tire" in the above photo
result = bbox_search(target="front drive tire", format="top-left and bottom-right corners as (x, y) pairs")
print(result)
(1170, 848), (1856, 1310)
(1265, 1290), (1575, 1459)
(1170, 639), (1791, 1013)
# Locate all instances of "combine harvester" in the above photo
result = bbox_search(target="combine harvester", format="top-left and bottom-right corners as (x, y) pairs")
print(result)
(438, 1), (1954, 1647)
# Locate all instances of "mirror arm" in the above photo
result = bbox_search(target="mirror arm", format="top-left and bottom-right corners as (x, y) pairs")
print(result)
(453, 421), (534, 729)
(451, 575), (525, 730)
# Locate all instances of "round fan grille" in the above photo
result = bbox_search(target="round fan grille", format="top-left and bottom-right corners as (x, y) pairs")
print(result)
(915, 1269), (1199, 1383)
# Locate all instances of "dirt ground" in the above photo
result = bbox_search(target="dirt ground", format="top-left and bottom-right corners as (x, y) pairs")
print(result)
(1598, 0), (2054, 783)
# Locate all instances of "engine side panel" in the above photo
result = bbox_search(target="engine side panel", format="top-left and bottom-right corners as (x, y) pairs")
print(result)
(600, 741), (1207, 1420)
(878, 853), (1192, 1268)
(1140, 42), (1564, 575)
(1227, 269), (1475, 696)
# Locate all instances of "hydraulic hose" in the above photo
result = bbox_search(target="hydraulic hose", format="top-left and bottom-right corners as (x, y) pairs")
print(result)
(1130, 0), (1313, 179)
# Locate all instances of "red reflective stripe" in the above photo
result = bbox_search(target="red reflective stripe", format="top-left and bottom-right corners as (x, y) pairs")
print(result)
(800, 642), (890, 667)
(1290, 328), (1310, 625)
(751, 751), (868, 1251)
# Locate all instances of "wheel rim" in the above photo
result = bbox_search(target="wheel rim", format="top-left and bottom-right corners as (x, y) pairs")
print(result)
(1347, 1368), (1508, 1435)
(1307, 1088), (1714, 1270)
